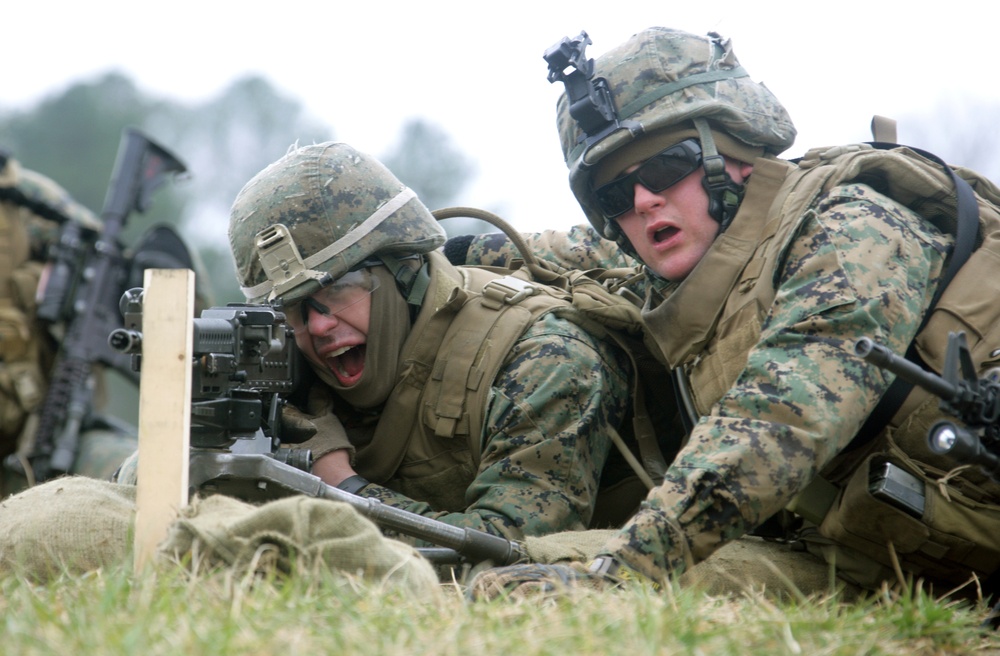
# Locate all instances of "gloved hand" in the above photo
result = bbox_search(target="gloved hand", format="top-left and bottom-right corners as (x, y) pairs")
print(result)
(467, 562), (607, 601)
(467, 557), (662, 602)
(281, 405), (353, 460)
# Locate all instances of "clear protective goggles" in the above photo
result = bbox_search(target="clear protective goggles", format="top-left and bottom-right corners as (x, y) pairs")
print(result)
(594, 139), (703, 219)
(283, 268), (380, 333)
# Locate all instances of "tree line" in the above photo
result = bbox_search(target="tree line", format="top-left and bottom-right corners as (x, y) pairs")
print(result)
(0, 72), (476, 304)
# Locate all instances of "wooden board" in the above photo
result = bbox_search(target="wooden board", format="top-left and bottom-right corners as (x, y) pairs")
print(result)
(133, 268), (194, 572)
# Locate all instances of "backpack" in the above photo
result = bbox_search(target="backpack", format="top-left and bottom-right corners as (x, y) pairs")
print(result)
(770, 119), (1000, 587)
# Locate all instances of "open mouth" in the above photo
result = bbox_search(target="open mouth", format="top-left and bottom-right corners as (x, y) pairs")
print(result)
(653, 226), (680, 243)
(326, 344), (367, 385)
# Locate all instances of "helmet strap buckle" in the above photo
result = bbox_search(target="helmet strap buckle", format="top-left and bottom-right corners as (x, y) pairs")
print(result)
(378, 253), (430, 308)
(694, 119), (745, 231)
(255, 224), (327, 300)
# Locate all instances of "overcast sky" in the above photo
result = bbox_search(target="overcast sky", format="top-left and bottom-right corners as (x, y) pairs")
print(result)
(6, 1), (997, 234)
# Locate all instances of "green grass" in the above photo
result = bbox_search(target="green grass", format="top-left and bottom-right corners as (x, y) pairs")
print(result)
(2, 564), (998, 655)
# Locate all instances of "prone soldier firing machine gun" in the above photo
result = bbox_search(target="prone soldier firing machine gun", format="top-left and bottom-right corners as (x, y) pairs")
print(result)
(109, 289), (525, 567)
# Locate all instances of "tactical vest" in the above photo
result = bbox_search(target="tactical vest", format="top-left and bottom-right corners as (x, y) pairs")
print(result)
(351, 250), (674, 524)
(645, 144), (1000, 587)
(351, 251), (590, 512)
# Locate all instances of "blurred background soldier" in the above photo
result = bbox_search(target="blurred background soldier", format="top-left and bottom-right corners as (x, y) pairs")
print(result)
(0, 148), (206, 497)
(0, 152), (134, 495)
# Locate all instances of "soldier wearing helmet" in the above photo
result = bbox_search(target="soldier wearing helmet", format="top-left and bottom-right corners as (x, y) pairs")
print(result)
(465, 27), (1000, 600)
(222, 141), (634, 544)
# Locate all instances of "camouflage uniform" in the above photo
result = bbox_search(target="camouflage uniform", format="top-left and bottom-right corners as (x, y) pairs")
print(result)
(464, 27), (1000, 593)
(0, 154), (137, 497)
(220, 142), (632, 545)
(302, 262), (632, 542)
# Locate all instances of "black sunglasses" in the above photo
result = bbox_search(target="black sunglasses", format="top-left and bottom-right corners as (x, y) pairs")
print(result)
(594, 139), (703, 219)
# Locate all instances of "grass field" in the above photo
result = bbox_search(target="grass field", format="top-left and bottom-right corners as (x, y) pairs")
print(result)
(3, 562), (999, 655)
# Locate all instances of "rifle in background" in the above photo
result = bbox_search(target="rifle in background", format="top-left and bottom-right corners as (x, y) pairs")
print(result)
(3, 128), (186, 482)
(856, 333), (1000, 629)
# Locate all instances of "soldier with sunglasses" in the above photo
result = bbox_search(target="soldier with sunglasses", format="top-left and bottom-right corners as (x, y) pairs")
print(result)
(462, 27), (1000, 601)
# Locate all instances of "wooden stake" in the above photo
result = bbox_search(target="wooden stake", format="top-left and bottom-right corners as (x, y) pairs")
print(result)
(133, 268), (194, 572)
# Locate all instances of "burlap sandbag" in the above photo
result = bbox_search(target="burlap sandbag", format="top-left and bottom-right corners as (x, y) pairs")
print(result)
(0, 475), (437, 597)
(158, 493), (440, 596)
(525, 529), (619, 563)
(524, 529), (863, 600)
(0, 476), (135, 581)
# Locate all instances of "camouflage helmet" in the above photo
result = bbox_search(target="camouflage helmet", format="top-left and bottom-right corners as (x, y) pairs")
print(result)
(229, 142), (446, 305)
(1, 158), (102, 257)
(556, 27), (797, 238)
(16, 168), (101, 231)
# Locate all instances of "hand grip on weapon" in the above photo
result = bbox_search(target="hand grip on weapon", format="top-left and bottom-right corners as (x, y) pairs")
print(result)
(281, 405), (353, 457)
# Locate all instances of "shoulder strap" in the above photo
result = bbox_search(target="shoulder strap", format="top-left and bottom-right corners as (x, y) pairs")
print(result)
(853, 144), (980, 445)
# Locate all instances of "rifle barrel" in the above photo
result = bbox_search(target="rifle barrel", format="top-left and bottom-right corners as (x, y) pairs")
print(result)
(854, 338), (959, 401)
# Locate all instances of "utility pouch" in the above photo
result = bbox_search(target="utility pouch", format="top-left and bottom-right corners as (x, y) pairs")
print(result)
(818, 453), (1000, 584)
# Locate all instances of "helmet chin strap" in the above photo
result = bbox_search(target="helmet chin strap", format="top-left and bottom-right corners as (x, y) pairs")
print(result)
(693, 119), (745, 232)
(376, 253), (430, 317)
(602, 219), (640, 262)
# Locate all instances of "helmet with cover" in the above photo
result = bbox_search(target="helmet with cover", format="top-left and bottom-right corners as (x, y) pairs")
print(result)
(556, 27), (797, 243)
(229, 141), (446, 306)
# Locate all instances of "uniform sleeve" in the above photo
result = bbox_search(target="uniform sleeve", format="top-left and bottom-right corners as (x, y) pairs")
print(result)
(457, 224), (637, 271)
(356, 311), (633, 543)
(601, 183), (954, 580)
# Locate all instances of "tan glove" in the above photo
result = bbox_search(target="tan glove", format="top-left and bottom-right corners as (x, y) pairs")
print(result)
(467, 557), (662, 602)
(467, 562), (609, 601)
(281, 405), (353, 461)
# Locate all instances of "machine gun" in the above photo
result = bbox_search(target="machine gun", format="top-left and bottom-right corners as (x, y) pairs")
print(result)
(854, 332), (1000, 482)
(109, 290), (525, 567)
(3, 128), (186, 482)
